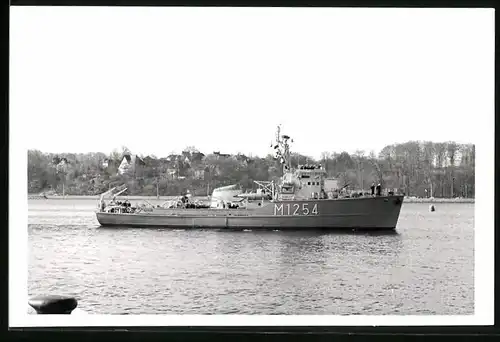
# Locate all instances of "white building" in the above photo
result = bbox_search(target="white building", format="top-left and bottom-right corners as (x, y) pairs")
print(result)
(118, 154), (145, 175)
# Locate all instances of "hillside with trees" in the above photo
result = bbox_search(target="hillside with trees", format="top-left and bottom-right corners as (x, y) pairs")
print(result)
(27, 141), (475, 198)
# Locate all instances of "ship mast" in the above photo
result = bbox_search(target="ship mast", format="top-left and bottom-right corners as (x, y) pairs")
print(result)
(272, 125), (293, 175)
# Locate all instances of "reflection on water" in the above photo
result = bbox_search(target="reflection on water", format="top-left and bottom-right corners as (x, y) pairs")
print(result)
(28, 200), (474, 315)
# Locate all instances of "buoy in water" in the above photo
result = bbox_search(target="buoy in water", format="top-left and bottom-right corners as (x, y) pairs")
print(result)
(28, 295), (78, 314)
(429, 205), (435, 212)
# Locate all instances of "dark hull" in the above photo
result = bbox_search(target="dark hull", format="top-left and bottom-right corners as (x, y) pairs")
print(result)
(96, 196), (404, 230)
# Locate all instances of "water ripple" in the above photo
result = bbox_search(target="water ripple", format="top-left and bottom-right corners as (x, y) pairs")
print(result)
(28, 200), (474, 315)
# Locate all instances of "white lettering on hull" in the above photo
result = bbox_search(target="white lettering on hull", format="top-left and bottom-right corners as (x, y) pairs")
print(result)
(273, 203), (319, 216)
(274, 204), (283, 215)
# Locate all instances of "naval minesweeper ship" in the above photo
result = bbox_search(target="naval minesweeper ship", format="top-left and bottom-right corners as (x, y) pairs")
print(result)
(95, 126), (403, 230)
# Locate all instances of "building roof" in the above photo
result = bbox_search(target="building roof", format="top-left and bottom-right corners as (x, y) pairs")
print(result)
(122, 154), (145, 165)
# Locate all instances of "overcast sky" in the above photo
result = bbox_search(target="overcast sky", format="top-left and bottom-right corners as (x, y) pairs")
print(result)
(10, 7), (494, 160)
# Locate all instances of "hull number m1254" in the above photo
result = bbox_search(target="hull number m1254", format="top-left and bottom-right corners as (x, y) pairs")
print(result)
(273, 203), (319, 216)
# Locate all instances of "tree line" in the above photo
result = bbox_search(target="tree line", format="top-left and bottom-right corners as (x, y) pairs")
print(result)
(27, 141), (475, 198)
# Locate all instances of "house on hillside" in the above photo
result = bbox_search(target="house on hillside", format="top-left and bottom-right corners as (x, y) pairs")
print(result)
(143, 156), (160, 167)
(101, 158), (120, 174)
(140, 156), (162, 178)
(118, 154), (146, 176)
(191, 166), (210, 180)
(213, 151), (231, 159)
(191, 152), (205, 163)
(181, 151), (191, 163)
(180, 150), (206, 164)
(102, 158), (118, 169)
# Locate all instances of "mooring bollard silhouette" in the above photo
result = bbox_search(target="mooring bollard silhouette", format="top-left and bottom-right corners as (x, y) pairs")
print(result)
(28, 295), (78, 314)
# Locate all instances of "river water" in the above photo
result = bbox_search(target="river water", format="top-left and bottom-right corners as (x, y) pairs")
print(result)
(28, 199), (474, 315)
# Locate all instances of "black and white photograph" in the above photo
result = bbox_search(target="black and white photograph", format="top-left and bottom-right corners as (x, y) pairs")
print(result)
(9, 6), (494, 327)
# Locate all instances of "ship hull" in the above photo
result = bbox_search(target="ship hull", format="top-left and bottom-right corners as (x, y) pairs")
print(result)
(96, 196), (404, 230)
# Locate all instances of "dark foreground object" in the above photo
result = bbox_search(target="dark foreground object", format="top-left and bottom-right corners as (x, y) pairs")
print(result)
(28, 295), (78, 314)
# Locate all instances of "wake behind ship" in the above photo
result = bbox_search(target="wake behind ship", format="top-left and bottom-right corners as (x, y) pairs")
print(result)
(96, 126), (404, 230)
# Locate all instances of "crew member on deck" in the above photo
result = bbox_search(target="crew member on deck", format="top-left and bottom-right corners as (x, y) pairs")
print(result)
(370, 182), (375, 196)
(321, 189), (327, 199)
(376, 183), (382, 196)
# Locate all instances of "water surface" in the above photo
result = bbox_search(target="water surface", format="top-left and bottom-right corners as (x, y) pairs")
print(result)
(28, 199), (474, 315)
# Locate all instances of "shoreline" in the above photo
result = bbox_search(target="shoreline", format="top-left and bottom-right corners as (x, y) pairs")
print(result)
(27, 194), (475, 203)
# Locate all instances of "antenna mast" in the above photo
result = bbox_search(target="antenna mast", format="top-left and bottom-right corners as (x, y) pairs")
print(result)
(273, 125), (292, 175)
